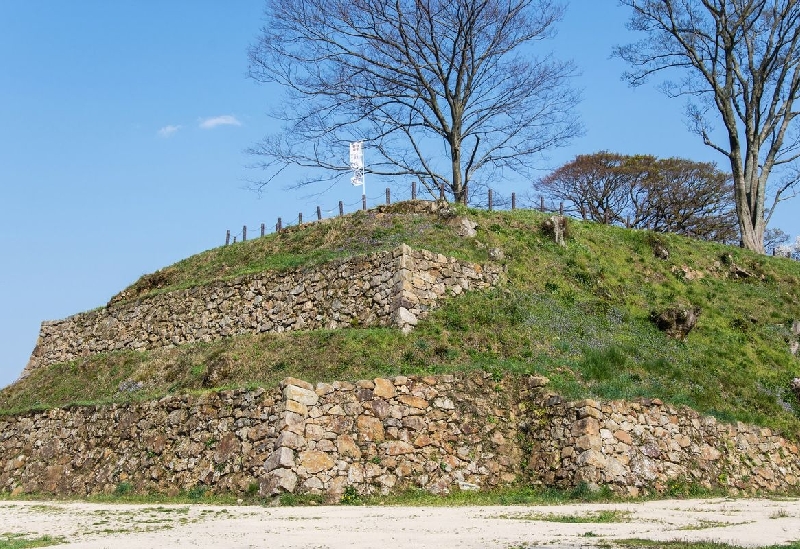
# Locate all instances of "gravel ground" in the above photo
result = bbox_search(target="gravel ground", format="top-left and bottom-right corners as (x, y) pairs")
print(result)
(0, 497), (798, 548)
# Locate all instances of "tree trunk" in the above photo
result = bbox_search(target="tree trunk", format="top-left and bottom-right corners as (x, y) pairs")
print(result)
(739, 211), (766, 254)
(734, 171), (766, 254)
(450, 139), (466, 204)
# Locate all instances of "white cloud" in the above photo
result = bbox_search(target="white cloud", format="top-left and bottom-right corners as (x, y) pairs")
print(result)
(199, 115), (242, 129)
(157, 124), (181, 138)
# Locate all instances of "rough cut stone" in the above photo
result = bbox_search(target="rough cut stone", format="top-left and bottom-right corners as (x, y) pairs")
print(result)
(336, 435), (361, 459)
(384, 441), (415, 455)
(264, 447), (294, 473)
(356, 415), (385, 442)
(456, 217), (478, 237)
(373, 378), (396, 399)
(284, 385), (319, 406)
(397, 395), (428, 409)
(298, 450), (335, 474)
(261, 468), (297, 495)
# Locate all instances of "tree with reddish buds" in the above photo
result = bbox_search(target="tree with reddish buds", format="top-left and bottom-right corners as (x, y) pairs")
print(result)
(538, 152), (738, 243)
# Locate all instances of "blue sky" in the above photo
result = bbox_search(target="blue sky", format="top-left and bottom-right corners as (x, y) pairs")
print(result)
(1, 1), (797, 388)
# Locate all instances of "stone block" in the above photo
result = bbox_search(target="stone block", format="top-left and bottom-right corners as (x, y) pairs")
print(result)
(260, 468), (298, 495)
(700, 444), (721, 461)
(285, 399), (308, 416)
(384, 441), (415, 456)
(281, 377), (313, 391)
(336, 435), (362, 459)
(395, 307), (419, 327)
(397, 395), (428, 410)
(571, 417), (600, 437)
(264, 447), (295, 473)
(356, 415), (385, 442)
(575, 434), (601, 452)
(276, 431), (306, 451)
(347, 463), (365, 484)
(298, 450), (335, 474)
(373, 378), (396, 399)
(284, 385), (319, 406)
(370, 399), (392, 419)
(613, 430), (632, 445)
(433, 397), (455, 410)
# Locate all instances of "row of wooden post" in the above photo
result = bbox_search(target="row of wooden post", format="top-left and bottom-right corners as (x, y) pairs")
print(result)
(224, 186), (564, 245)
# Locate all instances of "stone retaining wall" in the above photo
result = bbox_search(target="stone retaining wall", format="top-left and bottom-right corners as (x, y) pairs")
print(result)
(23, 245), (502, 377)
(0, 373), (524, 498)
(0, 374), (797, 499)
(527, 389), (800, 496)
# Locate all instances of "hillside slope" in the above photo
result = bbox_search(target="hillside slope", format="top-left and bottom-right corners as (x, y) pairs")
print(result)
(3, 202), (800, 436)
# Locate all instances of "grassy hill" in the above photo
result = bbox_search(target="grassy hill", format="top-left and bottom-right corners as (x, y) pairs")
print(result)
(3, 202), (800, 436)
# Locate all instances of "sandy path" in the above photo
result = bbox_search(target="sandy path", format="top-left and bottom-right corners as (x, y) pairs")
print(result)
(0, 497), (798, 548)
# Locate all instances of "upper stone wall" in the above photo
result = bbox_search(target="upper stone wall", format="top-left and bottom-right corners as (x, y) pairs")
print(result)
(22, 245), (502, 377)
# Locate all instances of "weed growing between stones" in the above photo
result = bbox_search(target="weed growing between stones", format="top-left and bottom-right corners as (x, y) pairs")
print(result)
(113, 482), (133, 497)
(339, 486), (361, 506)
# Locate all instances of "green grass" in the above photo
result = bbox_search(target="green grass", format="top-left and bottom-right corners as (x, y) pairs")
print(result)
(3, 203), (800, 438)
(0, 534), (64, 549)
(499, 509), (632, 522)
(614, 541), (800, 549)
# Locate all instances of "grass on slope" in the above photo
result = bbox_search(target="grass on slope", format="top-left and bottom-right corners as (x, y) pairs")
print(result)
(108, 202), (486, 304)
(3, 204), (800, 437)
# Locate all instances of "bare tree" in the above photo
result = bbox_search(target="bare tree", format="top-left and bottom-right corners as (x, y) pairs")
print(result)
(764, 226), (791, 253)
(247, 0), (581, 203)
(538, 152), (738, 242)
(615, 0), (800, 253)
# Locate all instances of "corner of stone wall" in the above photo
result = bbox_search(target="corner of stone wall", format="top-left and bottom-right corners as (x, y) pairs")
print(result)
(260, 377), (317, 497)
(390, 244), (504, 334)
(391, 243), (419, 334)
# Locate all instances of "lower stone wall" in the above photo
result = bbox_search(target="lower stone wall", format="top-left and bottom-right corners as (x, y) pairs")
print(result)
(0, 389), (281, 496)
(527, 391), (800, 496)
(0, 373), (524, 498)
(0, 374), (797, 499)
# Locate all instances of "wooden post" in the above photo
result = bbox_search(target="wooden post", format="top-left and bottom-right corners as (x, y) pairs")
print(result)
(386, 187), (391, 205)
(362, 194), (367, 210)
(277, 217), (282, 232)
(540, 196), (545, 212)
(411, 181), (417, 200)
(261, 223), (265, 237)
(439, 182), (445, 200)
(511, 193), (516, 210)
(225, 230), (230, 246)
(298, 212), (303, 224)
(559, 202), (564, 216)
(233, 236), (237, 243)
(242, 225), (247, 242)
(488, 189), (493, 211)
(339, 201), (344, 217)
(316, 206), (322, 220)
